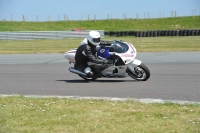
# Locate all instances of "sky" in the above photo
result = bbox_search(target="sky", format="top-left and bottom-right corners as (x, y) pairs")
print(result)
(0, 0), (199, 21)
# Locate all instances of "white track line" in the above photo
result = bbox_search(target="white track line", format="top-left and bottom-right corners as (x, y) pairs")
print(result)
(0, 94), (199, 105)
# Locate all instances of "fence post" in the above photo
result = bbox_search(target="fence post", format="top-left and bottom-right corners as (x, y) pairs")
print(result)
(94, 15), (96, 22)
(136, 13), (139, 21)
(175, 11), (177, 17)
(22, 15), (25, 22)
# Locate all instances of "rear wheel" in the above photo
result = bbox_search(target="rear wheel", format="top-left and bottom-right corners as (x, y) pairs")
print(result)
(127, 63), (150, 81)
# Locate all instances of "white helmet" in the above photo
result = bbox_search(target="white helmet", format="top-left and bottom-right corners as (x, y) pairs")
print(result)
(87, 31), (101, 46)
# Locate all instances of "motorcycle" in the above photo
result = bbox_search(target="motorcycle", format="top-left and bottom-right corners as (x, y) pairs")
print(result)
(64, 40), (150, 81)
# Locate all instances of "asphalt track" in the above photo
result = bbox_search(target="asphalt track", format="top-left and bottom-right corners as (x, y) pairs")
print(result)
(0, 52), (200, 102)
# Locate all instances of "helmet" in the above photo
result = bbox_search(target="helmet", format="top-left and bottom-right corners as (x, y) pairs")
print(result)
(87, 31), (101, 46)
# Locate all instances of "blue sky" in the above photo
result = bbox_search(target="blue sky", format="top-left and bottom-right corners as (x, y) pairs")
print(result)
(0, 0), (199, 21)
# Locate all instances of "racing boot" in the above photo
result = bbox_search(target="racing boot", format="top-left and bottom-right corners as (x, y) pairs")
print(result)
(84, 67), (94, 78)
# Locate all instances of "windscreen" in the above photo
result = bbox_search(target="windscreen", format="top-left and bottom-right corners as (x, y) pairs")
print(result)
(109, 40), (129, 53)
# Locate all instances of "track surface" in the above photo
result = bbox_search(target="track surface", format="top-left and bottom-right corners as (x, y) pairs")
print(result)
(0, 52), (200, 102)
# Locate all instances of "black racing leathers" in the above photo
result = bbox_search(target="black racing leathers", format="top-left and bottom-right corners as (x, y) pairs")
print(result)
(75, 44), (104, 65)
(75, 42), (106, 72)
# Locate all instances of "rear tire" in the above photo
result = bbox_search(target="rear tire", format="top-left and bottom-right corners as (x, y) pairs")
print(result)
(127, 63), (150, 81)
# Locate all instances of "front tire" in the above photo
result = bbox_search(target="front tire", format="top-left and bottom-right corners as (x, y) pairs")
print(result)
(127, 63), (150, 81)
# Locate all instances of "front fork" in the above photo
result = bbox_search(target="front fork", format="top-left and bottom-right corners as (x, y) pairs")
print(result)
(127, 59), (142, 77)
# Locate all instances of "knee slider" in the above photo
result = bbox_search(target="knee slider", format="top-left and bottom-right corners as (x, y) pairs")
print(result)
(84, 67), (93, 78)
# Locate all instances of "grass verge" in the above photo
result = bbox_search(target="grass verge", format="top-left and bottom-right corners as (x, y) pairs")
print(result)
(0, 16), (200, 31)
(0, 96), (199, 133)
(0, 36), (200, 54)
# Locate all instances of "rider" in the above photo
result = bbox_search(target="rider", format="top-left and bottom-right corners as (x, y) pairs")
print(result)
(75, 30), (113, 78)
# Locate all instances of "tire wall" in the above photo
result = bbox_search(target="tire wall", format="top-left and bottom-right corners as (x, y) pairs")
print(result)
(104, 29), (200, 37)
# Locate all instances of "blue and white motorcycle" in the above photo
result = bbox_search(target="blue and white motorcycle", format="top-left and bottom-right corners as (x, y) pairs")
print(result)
(64, 40), (150, 81)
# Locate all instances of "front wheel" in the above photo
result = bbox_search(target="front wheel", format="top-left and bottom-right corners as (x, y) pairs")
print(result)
(126, 63), (150, 81)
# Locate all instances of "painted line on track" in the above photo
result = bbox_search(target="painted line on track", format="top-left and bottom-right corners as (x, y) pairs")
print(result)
(1, 94), (199, 105)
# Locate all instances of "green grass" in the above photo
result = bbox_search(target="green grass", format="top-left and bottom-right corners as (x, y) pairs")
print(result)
(0, 36), (200, 54)
(0, 96), (199, 133)
(0, 16), (200, 31)
(0, 16), (199, 54)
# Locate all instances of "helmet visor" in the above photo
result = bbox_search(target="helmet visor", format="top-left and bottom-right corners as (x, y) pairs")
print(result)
(92, 37), (100, 43)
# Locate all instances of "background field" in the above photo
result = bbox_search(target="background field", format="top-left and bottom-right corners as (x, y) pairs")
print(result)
(0, 16), (200, 54)
(0, 16), (200, 31)
(0, 36), (200, 54)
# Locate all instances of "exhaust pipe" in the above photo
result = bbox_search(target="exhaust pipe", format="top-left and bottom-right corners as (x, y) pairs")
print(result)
(69, 67), (87, 77)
